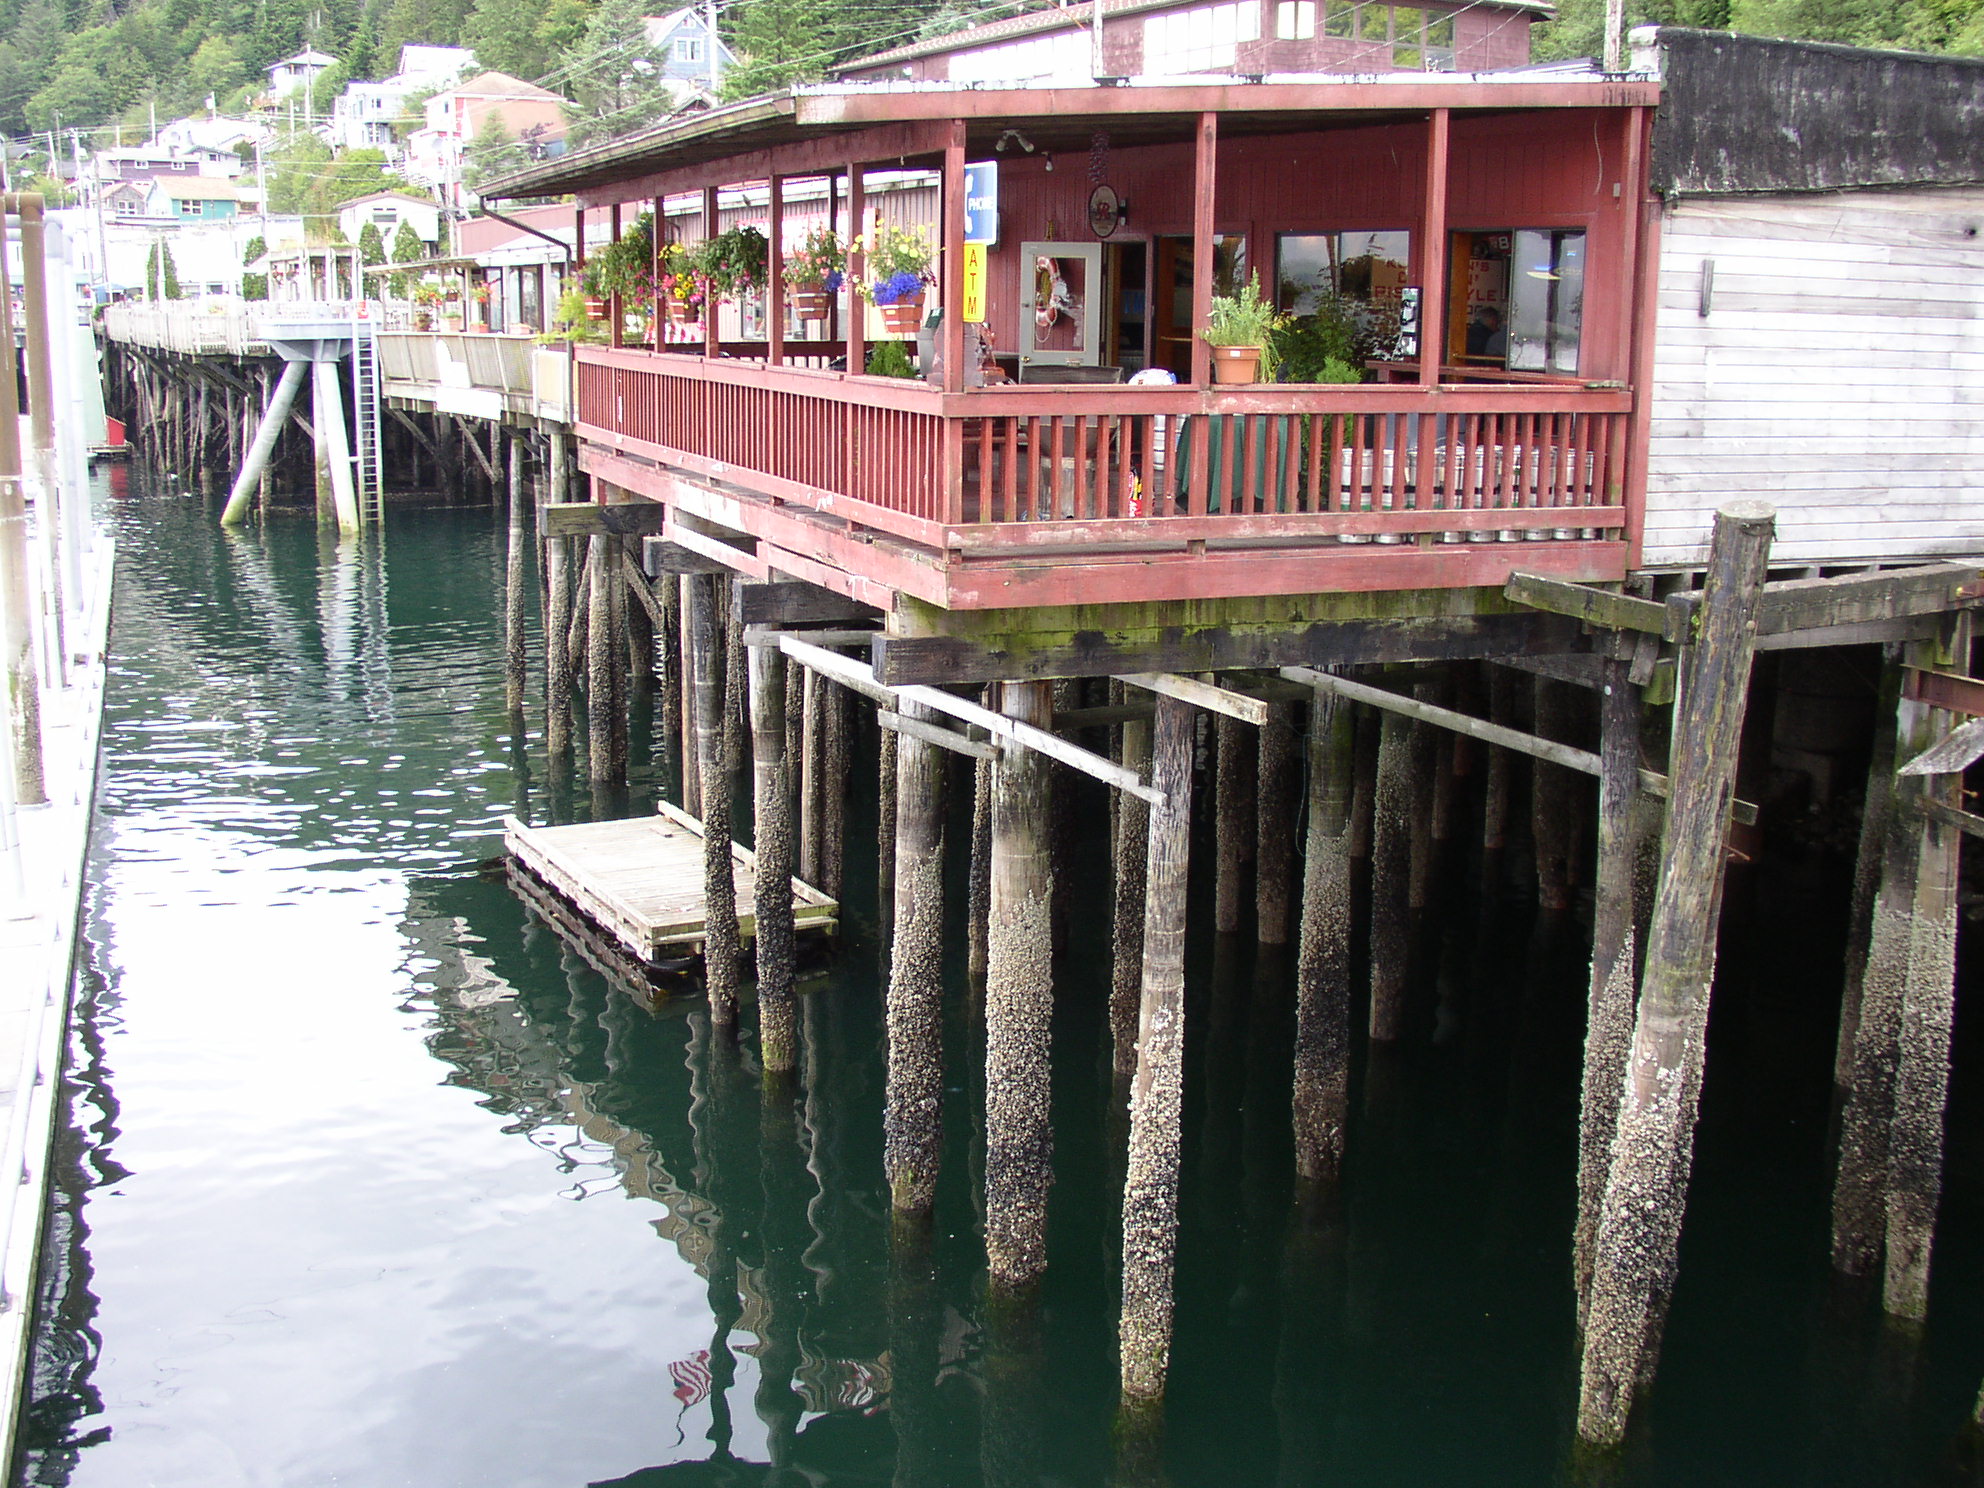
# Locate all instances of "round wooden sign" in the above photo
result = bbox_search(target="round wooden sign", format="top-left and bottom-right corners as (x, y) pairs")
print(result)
(1088, 184), (1121, 240)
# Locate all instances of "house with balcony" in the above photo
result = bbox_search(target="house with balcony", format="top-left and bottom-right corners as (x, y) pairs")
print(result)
(337, 190), (443, 250)
(329, 45), (476, 156)
(267, 48), (339, 101)
(644, 7), (738, 98)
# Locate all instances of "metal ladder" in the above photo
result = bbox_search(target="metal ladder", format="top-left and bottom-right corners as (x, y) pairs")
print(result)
(349, 304), (386, 527)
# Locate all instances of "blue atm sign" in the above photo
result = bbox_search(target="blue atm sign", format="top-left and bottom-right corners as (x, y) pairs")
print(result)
(963, 161), (998, 245)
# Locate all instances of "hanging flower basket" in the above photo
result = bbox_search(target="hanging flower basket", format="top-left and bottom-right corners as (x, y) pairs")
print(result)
(584, 297), (608, 320)
(878, 294), (925, 335)
(790, 283), (833, 321)
(665, 297), (700, 324)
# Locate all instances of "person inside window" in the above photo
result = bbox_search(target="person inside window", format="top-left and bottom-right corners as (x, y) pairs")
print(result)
(1465, 305), (1505, 360)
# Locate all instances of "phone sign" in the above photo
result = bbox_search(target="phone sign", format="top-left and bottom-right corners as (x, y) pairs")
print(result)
(963, 162), (998, 246)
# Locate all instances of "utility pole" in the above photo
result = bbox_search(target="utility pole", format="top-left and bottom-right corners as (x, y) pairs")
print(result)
(1603, 0), (1624, 72)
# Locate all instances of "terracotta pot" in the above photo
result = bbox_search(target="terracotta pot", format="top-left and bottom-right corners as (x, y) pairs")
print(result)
(878, 295), (925, 335)
(790, 286), (831, 320)
(1210, 344), (1263, 384)
(440, 313), (463, 333)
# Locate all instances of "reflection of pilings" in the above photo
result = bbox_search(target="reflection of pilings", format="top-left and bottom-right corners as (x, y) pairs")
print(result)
(1120, 693), (1195, 1401)
(888, 1222), (943, 1488)
(1368, 709), (1412, 1040)
(981, 1292), (1045, 1488)
(985, 680), (1055, 1289)
(885, 700), (946, 1216)
(1577, 503), (1773, 1446)
(688, 1010), (744, 1459)
(1293, 689), (1356, 1185)
(1256, 700), (1298, 945)
(756, 1078), (811, 1474)
(1110, 715), (1151, 1083)
(748, 640), (797, 1072)
(692, 572), (740, 1025)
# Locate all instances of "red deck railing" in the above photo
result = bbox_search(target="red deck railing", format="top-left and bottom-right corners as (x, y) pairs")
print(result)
(575, 347), (1634, 591)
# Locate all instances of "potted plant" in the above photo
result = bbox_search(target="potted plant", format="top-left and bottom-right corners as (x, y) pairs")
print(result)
(582, 211), (659, 320)
(1200, 272), (1287, 384)
(655, 241), (705, 324)
(691, 224), (769, 304)
(786, 226), (845, 321)
(537, 287), (606, 345)
(858, 223), (934, 335)
(411, 282), (442, 332)
(469, 281), (492, 332)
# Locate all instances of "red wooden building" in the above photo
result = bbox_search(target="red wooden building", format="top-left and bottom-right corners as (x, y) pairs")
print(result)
(490, 72), (1660, 632)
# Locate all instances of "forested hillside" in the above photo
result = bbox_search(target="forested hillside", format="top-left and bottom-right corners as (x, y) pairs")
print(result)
(0, 0), (1974, 144)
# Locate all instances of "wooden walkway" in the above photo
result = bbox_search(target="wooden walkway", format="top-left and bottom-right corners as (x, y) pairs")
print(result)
(503, 801), (836, 965)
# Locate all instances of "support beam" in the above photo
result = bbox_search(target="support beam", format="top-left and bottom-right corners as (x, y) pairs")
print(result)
(1368, 709), (1412, 1039)
(1577, 502), (1775, 1447)
(1293, 686), (1355, 1183)
(879, 708), (996, 761)
(1110, 711), (1151, 1084)
(692, 572), (741, 1024)
(312, 357), (359, 533)
(1119, 671), (1271, 726)
(545, 536), (574, 758)
(1120, 693), (1195, 1402)
(540, 500), (670, 538)
(220, 358), (307, 526)
(985, 680), (1056, 1290)
(505, 436), (529, 715)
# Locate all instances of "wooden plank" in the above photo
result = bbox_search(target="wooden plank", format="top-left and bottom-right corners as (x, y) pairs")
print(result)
(894, 683), (1165, 807)
(879, 707), (996, 761)
(738, 581), (882, 626)
(659, 519), (771, 581)
(1117, 671), (1273, 727)
(1918, 795), (1984, 842)
(641, 536), (735, 576)
(1506, 571), (1668, 635)
(777, 633), (901, 708)
(1898, 717), (1984, 777)
(872, 612), (1595, 686)
(1905, 666), (1984, 720)
(540, 500), (669, 538)
(1664, 563), (1981, 641)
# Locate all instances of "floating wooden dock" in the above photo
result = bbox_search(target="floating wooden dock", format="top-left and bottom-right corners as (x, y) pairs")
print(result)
(502, 801), (837, 966)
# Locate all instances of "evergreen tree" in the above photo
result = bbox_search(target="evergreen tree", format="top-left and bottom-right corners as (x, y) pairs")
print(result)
(464, 112), (529, 188)
(388, 216), (420, 298)
(241, 234), (267, 299)
(146, 240), (182, 299)
(563, 0), (675, 147)
(723, 0), (832, 97)
(462, 0), (550, 80)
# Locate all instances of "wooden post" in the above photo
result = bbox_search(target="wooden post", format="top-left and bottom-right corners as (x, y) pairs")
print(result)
(1406, 694), (1439, 911)
(877, 726), (898, 937)
(886, 699), (947, 1216)
(585, 534), (616, 782)
(748, 638), (797, 1072)
(985, 679), (1055, 1290)
(1533, 676), (1578, 912)
(504, 434), (528, 717)
(1189, 114), (1215, 390)
(692, 572), (740, 1024)
(1418, 108), (1450, 387)
(1574, 657), (1646, 1315)
(1833, 649), (1903, 1088)
(681, 575), (703, 817)
(1368, 709), (1413, 1039)
(1483, 664), (1515, 852)
(1110, 715), (1152, 1082)
(968, 753), (992, 988)
(1120, 693), (1195, 1401)
(545, 536), (574, 758)
(798, 668), (821, 883)
(1293, 689), (1356, 1184)
(1577, 502), (1773, 1447)
(1256, 700), (1298, 945)
(1214, 713), (1252, 934)
(821, 677), (847, 897)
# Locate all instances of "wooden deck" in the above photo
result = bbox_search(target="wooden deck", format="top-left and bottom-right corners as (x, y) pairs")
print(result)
(503, 801), (837, 964)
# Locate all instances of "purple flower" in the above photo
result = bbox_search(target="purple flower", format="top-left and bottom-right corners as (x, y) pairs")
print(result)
(823, 269), (844, 293)
(871, 270), (926, 306)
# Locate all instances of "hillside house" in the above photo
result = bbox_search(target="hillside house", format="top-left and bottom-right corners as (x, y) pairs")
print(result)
(330, 45), (476, 155)
(644, 7), (738, 97)
(337, 190), (442, 249)
(267, 48), (338, 101)
(405, 71), (569, 210)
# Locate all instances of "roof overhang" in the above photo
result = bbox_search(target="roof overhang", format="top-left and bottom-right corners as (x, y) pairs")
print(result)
(482, 73), (1658, 207)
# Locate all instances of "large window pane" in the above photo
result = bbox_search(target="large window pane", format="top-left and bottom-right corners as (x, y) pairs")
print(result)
(1507, 228), (1585, 374)
(1276, 230), (1411, 318)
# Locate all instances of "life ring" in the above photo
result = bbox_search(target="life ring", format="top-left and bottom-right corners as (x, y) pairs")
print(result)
(1034, 256), (1070, 332)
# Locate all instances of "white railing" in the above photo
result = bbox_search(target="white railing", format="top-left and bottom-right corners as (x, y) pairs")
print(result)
(101, 300), (267, 355)
(377, 331), (567, 421)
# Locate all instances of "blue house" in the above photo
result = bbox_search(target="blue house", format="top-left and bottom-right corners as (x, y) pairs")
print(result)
(642, 7), (737, 95)
(144, 177), (244, 222)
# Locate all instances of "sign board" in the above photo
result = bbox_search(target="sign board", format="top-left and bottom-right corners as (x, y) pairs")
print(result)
(960, 243), (987, 322)
(963, 161), (998, 246)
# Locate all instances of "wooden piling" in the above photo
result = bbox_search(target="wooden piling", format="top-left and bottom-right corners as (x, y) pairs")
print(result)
(1293, 688), (1356, 1185)
(504, 435), (529, 717)
(877, 726), (898, 935)
(1406, 690), (1439, 911)
(1484, 664), (1516, 852)
(691, 572), (740, 1025)
(797, 669), (821, 884)
(1834, 650), (1904, 1088)
(1256, 700), (1298, 945)
(585, 535), (616, 782)
(1368, 709), (1413, 1040)
(1574, 657), (1647, 1316)
(1120, 692), (1195, 1400)
(681, 575), (702, 818)
(1214, 713), (1251, 934)
(968, 753), (992, 989)
(1110, 715), (1152, 1082)
(545, 536), (574, 758)
(821, 677), (848, 898)
(1533, 676), (1579, 911)
(985, 679), (1056, 1289)
(747, 639), (797, 1073)
(1577, 502), (1774, 1447)
(885, 699), (947, 1216)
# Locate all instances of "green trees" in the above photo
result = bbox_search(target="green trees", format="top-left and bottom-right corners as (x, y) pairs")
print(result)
(464, 113), (530, 189)
(564, 0), (676, 147)
(462, 0), (556, 80)
(146, 240), (182, 300)
(388, 217), (422, 298)
(241, 234), (268, 299)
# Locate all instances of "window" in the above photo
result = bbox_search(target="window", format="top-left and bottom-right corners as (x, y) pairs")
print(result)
(1506, 228), (1585, 374)
(112, 196), (139, 216)
(1276, 0), (1316, 37)
(673, 35), (704, 62)
(178, 198), (204, 217)
(1143, 1), (1261, 73)
(1276, 230), (1412, 348)
(1324, 0), (1355, 34)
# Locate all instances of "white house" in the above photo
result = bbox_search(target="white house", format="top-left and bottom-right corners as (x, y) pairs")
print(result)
(403, 71), (567, 209)
(328, 45), (474, 156)
(336, 190), (441, 249)
(266, 48), (338, 100)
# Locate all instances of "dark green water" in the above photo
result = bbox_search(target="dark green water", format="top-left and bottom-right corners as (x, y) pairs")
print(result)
(15, 472), (1984, 1487)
